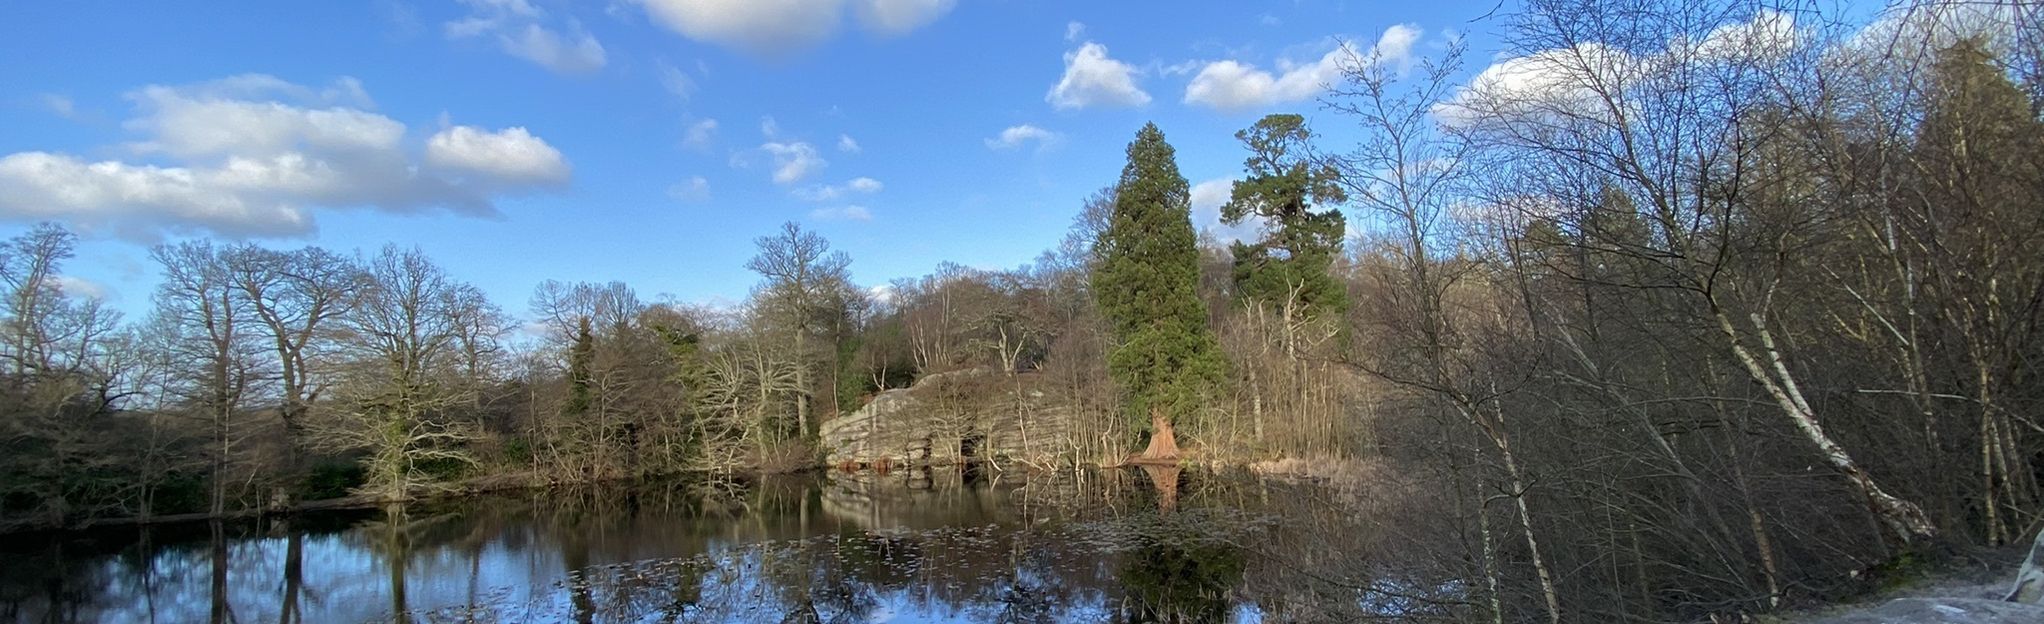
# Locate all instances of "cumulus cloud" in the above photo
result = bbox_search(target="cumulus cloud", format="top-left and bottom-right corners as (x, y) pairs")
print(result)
(1436, 9), (1802, 128)
(668, 175), (710, 201)
(1047, 42), (1151, 109)
(760, 116), (782, 138)
(1184, 24), (1420, 111)
(809, 205), (873, 221)
(794, 176), (883, 201)
(984, 124), (1061, 151)
(757, 141), (826, 184)
(426, 125), (571, 183)
(1064, 21), (1085, 43)
(0, 74), (571, 239)
(641, 0), (955, 58)
(837, 134), (861, 153)
(446, 0), (607, 75)
(1190, 177), (1262, 244)
(683, 118), (718, 150)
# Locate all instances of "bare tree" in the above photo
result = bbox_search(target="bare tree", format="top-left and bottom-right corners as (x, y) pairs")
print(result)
(1452, 0), (1938, 545)
(225, 244), (363, 465)
(318, 246), (483, 501)
(151, 241), (263, 516)
(1326, 36), (1565, 624)
(745, 222), (852, 437)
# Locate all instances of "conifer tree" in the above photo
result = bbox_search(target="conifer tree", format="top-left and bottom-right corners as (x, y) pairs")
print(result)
(1093, 123), (1227, 461)
(1221, 114), (1348, 329)
(564, 316), (593, 418)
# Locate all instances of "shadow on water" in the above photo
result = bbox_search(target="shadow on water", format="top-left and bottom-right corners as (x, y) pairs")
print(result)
(0, 466), (1472, 623)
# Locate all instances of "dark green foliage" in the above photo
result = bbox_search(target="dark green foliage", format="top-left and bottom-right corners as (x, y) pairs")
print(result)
(1221, 114), (1348, 319)
(499, 436), (534, 466)
(415, 456), (471, 482)
(1093, 123), (1229, 432)
(564, 316), (594, 418)
(298, 461), (367, 501)
(1118, 538), (1247, 621)
(834, 334), (869, 415)
(147, 473), (210, 516)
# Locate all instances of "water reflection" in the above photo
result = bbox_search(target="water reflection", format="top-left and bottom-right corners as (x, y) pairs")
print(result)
(0, 467), (1466, 623)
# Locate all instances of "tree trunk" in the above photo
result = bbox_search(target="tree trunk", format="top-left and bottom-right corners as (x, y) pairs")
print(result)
(1717, 311), (1936, 544)
(1140, 407), (1180, 462)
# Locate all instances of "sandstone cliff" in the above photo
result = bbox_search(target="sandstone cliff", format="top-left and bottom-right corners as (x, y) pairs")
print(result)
(820, 368), (1078, 468)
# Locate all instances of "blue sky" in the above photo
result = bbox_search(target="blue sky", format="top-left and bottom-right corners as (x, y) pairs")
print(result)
(0, 0), (1509, 318)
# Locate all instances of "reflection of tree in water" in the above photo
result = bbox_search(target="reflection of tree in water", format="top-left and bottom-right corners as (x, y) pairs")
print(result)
(2, 469), (1487, 623)
(1116, 536), (1245, 623)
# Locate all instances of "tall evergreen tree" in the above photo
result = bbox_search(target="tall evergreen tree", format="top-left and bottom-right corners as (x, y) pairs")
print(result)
(564, 316), (594, 418)
(1093, 123), (1227, 461)
(1220, 114), (1348, 354)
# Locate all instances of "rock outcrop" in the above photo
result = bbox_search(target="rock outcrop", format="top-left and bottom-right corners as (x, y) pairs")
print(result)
(820, 368), (1078, 468)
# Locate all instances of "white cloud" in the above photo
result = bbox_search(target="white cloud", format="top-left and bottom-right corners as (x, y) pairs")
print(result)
(809, 205), (873, 221)
(1064, 21), (1085, 43)
(984, 124), (1061, 151)
(794, 176), (883, 201)
(1694, 8), (1796, 62)
(39, 94), (76, 119)
(1046, 42), (1151, 110)
(642, 0), (840, 58)
(446, 0), (607, 75)
(758, 141), (826, 184)
(501, 24), (608, 74)
(641, 0), (954, 58)
(837, 134), (861, 153)
(1436, 9), (1802, 129)
(683, 118), (718, 150)
(0, 75), (570, 239)
(658, 61), (698, 101)
(867, 283), (897, 305)
(426, 125), (571, 183)
(668, 175), (710, 201)
(1184, 24), (1420, 111)
(1259, 14), (1281, 27)
(1190, 177), (1261, 244)
(126, 82), (404, 158)
(760, 115), (781, 138)
(853, 0), (956, 36)
(51, 275), (109, 300)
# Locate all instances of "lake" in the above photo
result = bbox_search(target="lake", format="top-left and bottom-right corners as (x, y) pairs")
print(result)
(0, 465), (1463, 623)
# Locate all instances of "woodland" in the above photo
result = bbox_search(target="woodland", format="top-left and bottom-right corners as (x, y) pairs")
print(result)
(2, 1), (2042, 620)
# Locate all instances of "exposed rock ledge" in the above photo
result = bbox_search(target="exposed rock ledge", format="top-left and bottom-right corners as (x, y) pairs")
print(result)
(820, 368), (1078, 468)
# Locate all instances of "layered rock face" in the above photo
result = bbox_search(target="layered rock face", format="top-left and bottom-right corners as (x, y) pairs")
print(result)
(820, 368), (1078, 467)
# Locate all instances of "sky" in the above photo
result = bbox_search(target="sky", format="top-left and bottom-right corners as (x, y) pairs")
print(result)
(0, 0), (1514, 319)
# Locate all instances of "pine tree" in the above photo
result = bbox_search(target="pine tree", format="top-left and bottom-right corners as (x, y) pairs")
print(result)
(1093, 123), (1228, 461)
(1220, 114), (1348, 355)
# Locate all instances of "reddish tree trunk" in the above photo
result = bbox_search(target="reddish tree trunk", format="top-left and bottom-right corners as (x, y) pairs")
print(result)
(1140, 407), (1180, 462)
(1141, 464), (1182, 513)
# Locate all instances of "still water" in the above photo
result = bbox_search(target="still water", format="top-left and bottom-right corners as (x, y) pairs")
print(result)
(0, 466), (1459, 623)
